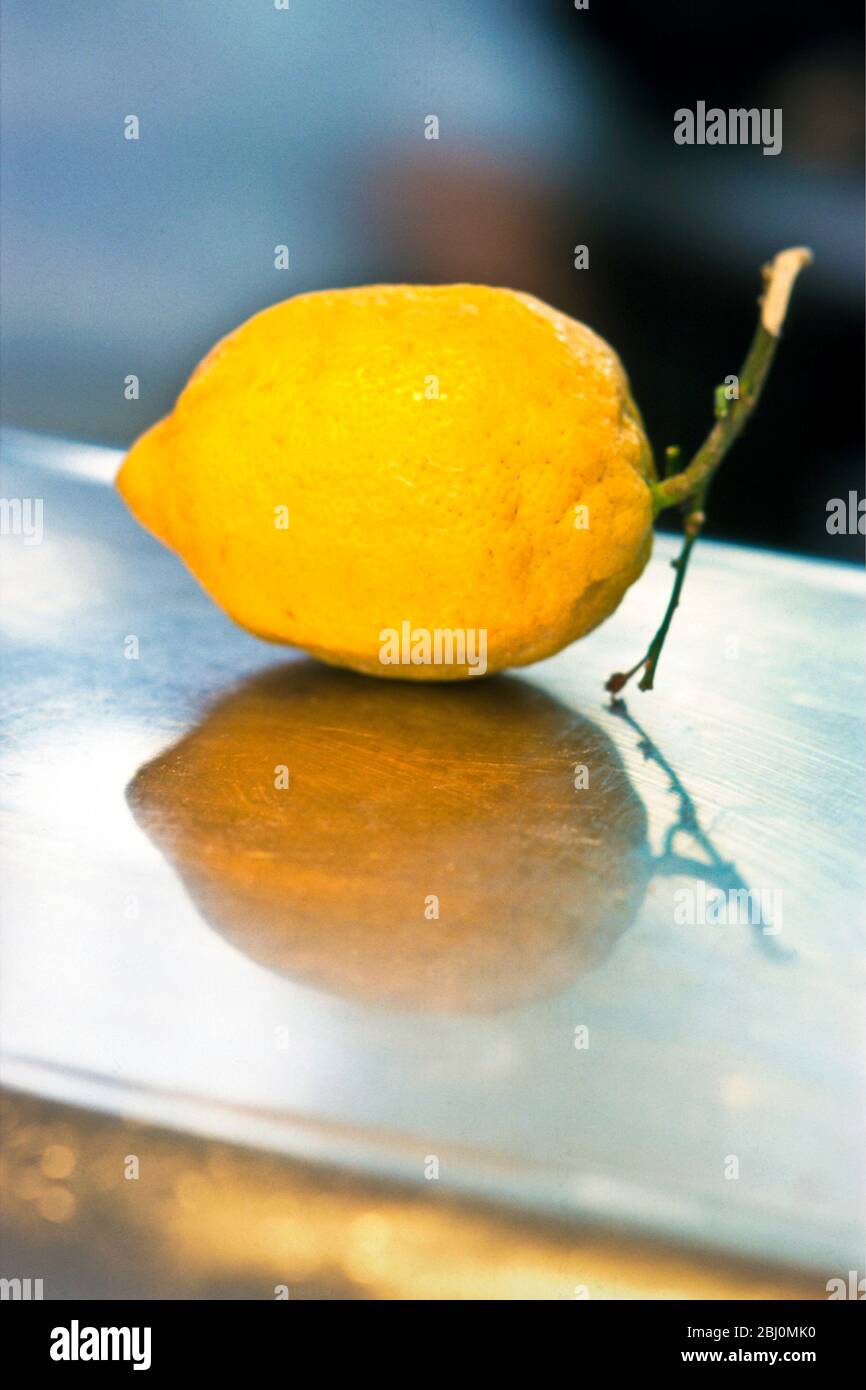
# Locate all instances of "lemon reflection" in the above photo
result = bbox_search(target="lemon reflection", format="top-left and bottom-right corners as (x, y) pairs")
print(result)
(128, 663), (650, 1011)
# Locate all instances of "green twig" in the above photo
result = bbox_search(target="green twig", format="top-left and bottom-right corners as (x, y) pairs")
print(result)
(606, 246), (812, 695)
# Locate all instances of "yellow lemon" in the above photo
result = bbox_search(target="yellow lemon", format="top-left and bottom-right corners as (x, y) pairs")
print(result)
(118, 285), (654, 679)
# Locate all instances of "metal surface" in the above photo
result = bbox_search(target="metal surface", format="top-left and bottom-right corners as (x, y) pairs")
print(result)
(1, 428), (863, 1278)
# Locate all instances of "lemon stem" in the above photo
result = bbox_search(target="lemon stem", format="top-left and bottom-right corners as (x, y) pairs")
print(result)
(606, 246), (812, 695)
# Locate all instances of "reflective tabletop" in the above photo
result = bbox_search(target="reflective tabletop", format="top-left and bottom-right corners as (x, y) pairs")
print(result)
(1, 429), (863, 1281)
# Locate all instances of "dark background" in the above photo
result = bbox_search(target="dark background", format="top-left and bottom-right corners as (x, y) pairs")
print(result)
(2, 0), (863, 557)
(540, 1), (864, 560)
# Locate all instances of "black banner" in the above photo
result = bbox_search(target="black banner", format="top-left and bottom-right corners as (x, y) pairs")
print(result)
(4, 1297), (862, 1374)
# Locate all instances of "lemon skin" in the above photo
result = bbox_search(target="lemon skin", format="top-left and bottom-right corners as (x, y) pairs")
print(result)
(117, 285), (655, 679)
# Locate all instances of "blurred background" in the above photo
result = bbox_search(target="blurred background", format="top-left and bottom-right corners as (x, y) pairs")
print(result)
(1, 0), (863, 557)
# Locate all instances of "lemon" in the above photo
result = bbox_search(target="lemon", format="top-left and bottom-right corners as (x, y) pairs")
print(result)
(118, 285), (654, 679)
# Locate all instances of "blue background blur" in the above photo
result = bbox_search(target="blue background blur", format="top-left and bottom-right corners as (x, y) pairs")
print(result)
(2, 0), (863, 556)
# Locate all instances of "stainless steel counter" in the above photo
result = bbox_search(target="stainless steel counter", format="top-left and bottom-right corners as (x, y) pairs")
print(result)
(1, 428), (863, 1285)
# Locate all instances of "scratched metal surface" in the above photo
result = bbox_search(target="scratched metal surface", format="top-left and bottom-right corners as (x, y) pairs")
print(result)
(1, 428), (863, 1277)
